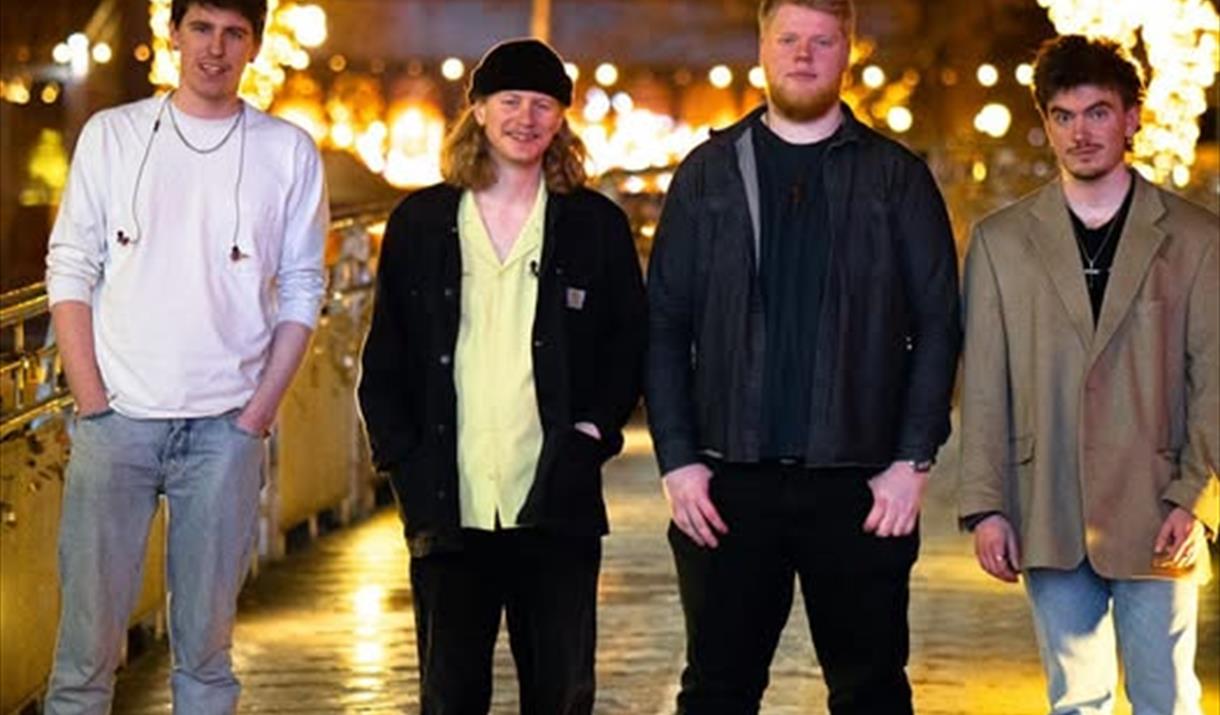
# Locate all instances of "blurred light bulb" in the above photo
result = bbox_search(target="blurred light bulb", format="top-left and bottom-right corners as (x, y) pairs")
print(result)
(748, 66), (766, 89)
(441, 57), (465, 81)
(708, 65), (733, 89)
(886, 106), (913, 133)
(595, 63), (619, 87)
(862, 65), (886, 89)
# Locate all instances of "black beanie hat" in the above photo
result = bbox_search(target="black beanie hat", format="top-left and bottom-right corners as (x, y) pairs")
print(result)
(468, 38), (573, 106)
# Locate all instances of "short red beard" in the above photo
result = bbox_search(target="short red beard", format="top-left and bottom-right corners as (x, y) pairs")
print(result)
(766, 80), (840, 122)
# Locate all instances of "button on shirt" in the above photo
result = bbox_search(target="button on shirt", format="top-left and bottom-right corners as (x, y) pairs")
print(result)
(454, 183), (547, 530)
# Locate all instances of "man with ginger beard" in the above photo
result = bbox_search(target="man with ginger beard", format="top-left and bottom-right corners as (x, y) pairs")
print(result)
(646, 0), (960, 712)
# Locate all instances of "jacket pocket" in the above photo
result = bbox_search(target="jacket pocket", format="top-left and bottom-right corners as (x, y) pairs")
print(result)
(543, 428), (611, 535)
(1010, 434), (1035, 535)
(1010, 434), (1034, 466)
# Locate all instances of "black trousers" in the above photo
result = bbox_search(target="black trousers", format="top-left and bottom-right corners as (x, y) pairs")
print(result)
(670, 462), (919, 715)
(409, 527), (601, 715)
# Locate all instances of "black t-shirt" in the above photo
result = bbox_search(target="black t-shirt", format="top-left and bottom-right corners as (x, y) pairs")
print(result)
(1068, 179), (1134, 324)
(752, 117), (832, 458)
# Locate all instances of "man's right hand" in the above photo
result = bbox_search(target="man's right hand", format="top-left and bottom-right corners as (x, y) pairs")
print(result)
(52, 301), (110, 420)
(75, 400), (111, 419)
(662, 462), (728, 548)
(973, 513), (1021, 583)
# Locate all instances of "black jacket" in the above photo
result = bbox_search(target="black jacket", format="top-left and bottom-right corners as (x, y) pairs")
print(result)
(646, 105), (961, 474)
(358, 184), (646, 556)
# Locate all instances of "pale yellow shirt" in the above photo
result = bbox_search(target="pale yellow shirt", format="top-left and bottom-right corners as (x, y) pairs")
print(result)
(454, 183), (547, 530)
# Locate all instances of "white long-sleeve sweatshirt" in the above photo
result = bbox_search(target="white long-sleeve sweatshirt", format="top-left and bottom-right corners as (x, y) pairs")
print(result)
(45, 96), (328, 418)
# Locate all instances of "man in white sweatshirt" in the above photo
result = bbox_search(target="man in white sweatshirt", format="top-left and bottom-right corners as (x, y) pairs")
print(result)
(42, 1), (326, 711)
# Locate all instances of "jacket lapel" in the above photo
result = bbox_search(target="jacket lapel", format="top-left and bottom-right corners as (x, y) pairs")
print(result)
(1088, 175), (1167, 364)
(1027, 181), (1095, 350)
(540, 188), (562, 274)
(734, 129), (762, 267)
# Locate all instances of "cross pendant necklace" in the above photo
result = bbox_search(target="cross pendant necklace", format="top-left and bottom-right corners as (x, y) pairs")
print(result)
(1083, 264), (1103, 287)
(1074, 212), (1120, 290)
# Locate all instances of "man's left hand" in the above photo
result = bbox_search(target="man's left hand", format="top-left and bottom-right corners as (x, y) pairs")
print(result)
(235, 406), (273, 438)
(1154, 507), (1203, 570)
(232, 322), (312, 440)
(863, 461), (929, 537)
(574, 421), (602, 440)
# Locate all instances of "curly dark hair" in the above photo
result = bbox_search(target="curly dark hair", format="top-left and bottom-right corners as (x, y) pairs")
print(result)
(1032, 35), (1145, 114)
(171, 0), (267, 39)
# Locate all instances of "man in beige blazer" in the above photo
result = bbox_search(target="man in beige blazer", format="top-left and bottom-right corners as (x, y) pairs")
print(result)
(958, 35), (1218, 715)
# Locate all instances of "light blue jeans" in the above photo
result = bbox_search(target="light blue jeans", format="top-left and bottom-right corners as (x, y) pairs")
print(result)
(1024, 558), (1203, 715)
(45, 409), (264, 715)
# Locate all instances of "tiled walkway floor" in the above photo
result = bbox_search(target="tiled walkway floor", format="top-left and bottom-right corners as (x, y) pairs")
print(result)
(113, 425), (1219, 714)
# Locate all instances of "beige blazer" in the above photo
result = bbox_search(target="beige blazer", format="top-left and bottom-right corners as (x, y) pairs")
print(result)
(958, 175), (1219, 579)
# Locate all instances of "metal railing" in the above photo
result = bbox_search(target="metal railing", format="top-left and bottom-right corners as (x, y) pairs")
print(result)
(0, 282), (68, 439)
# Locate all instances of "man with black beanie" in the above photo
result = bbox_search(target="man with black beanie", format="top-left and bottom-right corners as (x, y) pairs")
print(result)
(358, 38), (646, 714)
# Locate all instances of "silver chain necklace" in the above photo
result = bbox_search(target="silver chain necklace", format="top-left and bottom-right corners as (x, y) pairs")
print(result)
(166, 93), (245, 154)
(128, 92), (250, 261)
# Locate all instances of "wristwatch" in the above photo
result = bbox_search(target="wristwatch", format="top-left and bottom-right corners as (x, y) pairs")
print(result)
(906, 458), (935, 473)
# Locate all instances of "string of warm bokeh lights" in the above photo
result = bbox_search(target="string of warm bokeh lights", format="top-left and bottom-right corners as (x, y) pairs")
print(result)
(148, 0), (327, 109)
(136, 0), (917, 190)
(1037, 0), (1220, 187)
(266, 41), (914, 190)
(11, 2), (1210, 199)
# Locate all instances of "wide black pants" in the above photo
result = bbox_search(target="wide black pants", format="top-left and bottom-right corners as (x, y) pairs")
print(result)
(670, 462), (919, 715)
(409, 527), (601, 715)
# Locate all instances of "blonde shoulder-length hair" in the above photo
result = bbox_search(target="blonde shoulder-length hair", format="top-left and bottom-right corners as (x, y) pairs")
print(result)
(439, 104), (588, 194)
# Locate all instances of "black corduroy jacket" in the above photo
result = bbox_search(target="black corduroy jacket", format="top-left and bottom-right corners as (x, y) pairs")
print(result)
(646, 105), (961, 475)
(358, 184), (647, 557)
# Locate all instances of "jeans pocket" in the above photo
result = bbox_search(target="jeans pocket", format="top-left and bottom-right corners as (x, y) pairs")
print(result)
(223, 413), (264, 441)
(77, 407), (115, 423)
